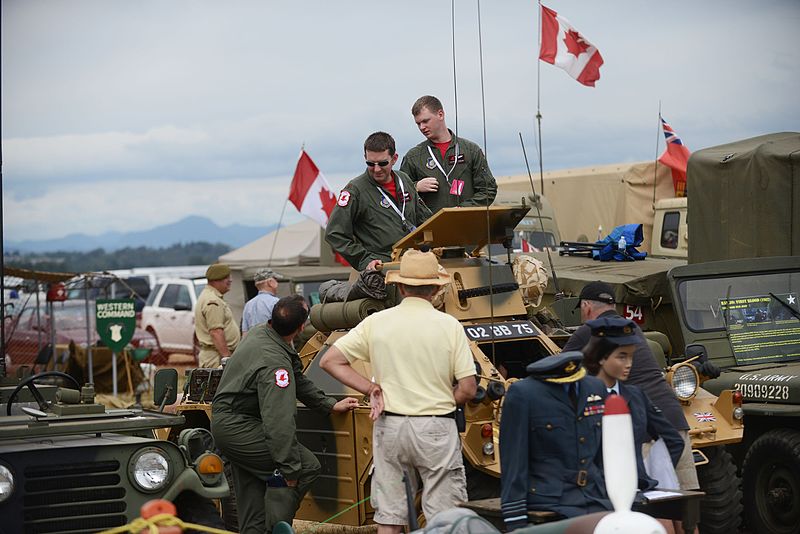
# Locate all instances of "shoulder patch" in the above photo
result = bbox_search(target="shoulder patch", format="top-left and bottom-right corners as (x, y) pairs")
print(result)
(275, 368), (290, 388)
(337, 191), (351, 207)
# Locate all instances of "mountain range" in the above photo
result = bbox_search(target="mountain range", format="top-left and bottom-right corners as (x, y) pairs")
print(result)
(6, 216), (275, 253)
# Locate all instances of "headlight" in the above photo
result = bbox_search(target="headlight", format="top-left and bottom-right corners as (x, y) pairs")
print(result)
(0, 465), (14, 503)
(733, 407), (744, 420)
(671, 364), (699, 400)
(129, 448), (171, 492)
(482, 442), (495, 456)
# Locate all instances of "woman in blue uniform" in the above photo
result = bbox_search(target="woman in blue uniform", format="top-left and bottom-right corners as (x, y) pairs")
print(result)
(582, 316), (684, 492)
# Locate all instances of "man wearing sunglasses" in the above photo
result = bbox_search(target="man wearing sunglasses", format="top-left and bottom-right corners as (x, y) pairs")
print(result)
(400, 95), (497, 213)
(326, 132), (431, 271)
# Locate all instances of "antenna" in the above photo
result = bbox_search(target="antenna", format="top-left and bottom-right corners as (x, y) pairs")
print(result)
(519, 132), (562, 298)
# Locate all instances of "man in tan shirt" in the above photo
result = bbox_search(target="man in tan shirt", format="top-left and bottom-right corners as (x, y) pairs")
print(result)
(195, 263), (240, 367)
(320, 250), (476, 533)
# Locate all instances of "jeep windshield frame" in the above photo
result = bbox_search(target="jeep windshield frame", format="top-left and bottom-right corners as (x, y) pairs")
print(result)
(675, 271), (800, 333)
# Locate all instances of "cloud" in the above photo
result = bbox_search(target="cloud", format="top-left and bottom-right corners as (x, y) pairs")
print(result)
(2, 0), (799, 241)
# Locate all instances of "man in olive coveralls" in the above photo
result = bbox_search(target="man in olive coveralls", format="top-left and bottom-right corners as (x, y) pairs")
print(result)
(400, 95), (496, 213)
(195, 263), (240, 368)
(500, 352), (611, 531)
(325, 131), (431, 271)
(211, 295), (360, 533)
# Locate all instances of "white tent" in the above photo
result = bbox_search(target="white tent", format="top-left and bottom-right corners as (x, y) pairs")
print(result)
(220, 219), (322, 267)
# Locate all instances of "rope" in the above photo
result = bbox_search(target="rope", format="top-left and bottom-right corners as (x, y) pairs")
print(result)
(297, 495), (372, 534)
(98, 513), (236, 534)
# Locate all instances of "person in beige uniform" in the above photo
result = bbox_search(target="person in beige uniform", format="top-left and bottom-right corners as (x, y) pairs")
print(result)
(195, 263), (240, 367)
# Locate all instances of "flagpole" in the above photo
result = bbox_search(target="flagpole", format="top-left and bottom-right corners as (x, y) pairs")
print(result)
(269, 148), (304, 267)
(652, 101), (662, 207)
(536, 0), (545, 196)
(267, 200), (288, 268)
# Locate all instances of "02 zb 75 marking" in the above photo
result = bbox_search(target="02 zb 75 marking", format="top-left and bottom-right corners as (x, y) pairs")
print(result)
(464, 321), (536, 341)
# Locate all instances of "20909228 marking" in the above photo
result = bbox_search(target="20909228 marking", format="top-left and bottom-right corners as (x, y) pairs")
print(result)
(464, 320), (537, 341)
(734, 383), (790, 400)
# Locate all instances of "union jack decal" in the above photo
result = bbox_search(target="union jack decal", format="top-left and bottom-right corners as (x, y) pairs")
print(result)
(660, 116), (685, 146)
(693, 411), (716, 423)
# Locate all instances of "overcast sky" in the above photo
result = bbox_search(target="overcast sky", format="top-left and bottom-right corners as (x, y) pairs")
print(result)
(2, 0), (798, 242)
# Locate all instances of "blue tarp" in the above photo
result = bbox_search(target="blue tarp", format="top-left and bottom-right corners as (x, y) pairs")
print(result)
(592, 224), (648, 261)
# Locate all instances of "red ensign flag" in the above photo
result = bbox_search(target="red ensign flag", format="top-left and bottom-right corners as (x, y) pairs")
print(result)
(539, 4), (604, 87)
(658, 116), (692, 197)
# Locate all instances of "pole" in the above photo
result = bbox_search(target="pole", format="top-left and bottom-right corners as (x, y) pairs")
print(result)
(49, 301), (56, 371)
(653, 101), (663, 207)
(536, 0), (545, 196)
(111, 351), (118, 396)
(0, 135), (6, 377)
(35, 280), (42, 355)
(268, 200), (289, 267)
(84, 274), (93, 384)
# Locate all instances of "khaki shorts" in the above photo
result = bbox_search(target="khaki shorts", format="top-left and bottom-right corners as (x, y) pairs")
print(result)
(371, 415), (467, 526)
(675, 430), (699, 490)
(198, 349), (221, 368)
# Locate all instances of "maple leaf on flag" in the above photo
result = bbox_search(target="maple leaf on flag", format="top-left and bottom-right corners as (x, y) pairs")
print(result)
(319, 187), (336, 218)
(564, 29), (590, 57)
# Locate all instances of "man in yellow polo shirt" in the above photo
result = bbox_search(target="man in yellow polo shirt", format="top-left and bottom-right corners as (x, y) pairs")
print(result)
(320, 249), (477, 533)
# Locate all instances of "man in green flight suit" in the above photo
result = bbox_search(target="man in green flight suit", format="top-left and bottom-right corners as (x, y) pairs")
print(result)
(400, 95), (497, 213)
(211, 295), (360, 533)
(325, 131), (431, 271)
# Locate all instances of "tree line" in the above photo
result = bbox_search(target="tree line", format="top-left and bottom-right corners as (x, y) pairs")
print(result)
(4, 242), (232, 273)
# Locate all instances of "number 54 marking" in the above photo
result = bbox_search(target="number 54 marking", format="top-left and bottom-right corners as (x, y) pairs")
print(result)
(625, 305), (643, 324)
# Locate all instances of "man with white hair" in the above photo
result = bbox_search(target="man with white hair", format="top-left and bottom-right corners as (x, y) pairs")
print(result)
(320, 249), (477, 534)
(241, 268), (280, 334)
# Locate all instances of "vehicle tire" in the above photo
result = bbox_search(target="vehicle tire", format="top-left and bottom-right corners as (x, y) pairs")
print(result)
(743, 428), (800, 534)
(221, 458), (239, 532)
(172, 491), (225, 533)
(144, 328), (169, 366)
(464, 457), (501, 500)
(695, 445), (742, 534)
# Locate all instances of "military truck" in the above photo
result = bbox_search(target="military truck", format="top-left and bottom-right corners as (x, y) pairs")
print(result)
(522, 132), (800, 532)
(0, 370), (228, 533)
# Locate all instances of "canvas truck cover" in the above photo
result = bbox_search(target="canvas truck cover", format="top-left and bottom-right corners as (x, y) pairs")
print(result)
(496, 161), (675, 252)
(688, 132), (800, 263)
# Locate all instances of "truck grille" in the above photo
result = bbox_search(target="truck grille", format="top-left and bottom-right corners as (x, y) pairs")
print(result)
(23, 460), (128, 533)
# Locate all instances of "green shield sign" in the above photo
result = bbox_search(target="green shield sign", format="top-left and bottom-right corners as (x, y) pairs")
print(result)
(96, 299), (136, 353)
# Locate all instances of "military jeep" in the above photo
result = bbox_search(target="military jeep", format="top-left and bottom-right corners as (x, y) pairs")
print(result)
(668, 256), (800, 534)
(0, 370), (228, 533)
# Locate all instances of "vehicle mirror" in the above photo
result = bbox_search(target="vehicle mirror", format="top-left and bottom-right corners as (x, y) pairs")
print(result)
(154, 368), (178, 411)
(173, 302), (192, 312)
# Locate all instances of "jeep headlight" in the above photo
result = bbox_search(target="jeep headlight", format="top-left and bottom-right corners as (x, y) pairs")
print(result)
(671, 363), (699, 401)
(130, 448), (171, 492)
(0, 465), (14, 503)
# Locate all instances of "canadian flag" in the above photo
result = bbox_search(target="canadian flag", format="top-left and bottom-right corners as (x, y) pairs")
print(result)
(288, 150), (336, 228)
(539, 4), (604, 87)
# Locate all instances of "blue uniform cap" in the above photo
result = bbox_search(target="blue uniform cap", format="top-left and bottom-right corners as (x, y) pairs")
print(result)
(586, 316), (640, 345)
(526, 351), (586, 383)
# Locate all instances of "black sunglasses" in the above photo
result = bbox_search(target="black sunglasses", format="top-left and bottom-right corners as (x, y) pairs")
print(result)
(365, 160), (390, 168)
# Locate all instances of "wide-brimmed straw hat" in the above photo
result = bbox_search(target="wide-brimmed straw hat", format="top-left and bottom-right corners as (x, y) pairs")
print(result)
(385, 250), (450, 286)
